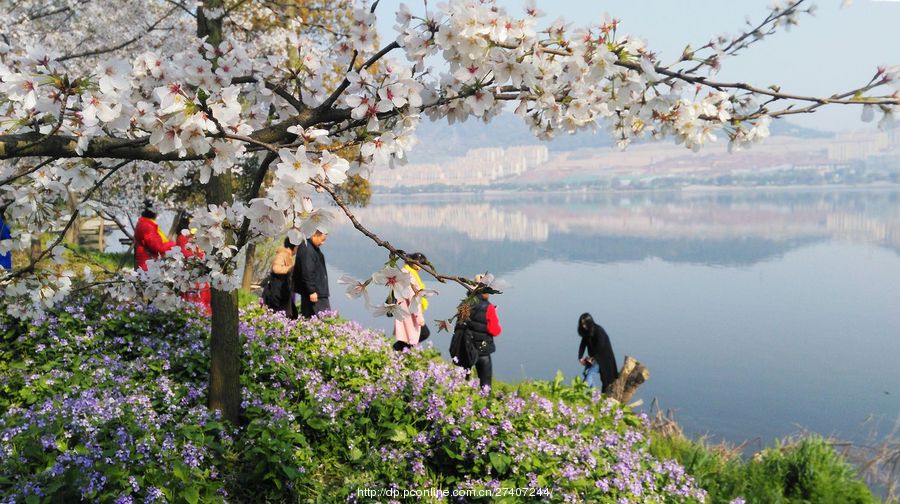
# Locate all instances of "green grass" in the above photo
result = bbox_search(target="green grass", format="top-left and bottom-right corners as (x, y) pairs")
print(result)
(237, 288), (259, 308)
(65, 243), (132, 271)
(649, 432), (879, 504)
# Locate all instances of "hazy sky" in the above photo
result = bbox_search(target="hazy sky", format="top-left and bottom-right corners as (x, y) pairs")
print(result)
(371, 0), (900, 132)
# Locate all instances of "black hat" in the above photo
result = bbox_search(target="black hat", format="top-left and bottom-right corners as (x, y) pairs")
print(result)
(408, 252), (427, 263)
(142, 199), (160, 218)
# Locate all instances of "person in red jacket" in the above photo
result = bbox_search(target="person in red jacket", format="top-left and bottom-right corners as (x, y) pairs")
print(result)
(174, 213), (211, 315)
(134, 200), (174, 271)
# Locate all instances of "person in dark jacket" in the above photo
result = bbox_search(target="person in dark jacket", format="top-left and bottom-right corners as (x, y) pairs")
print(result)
(577, 312), (618, 393)
(463, 274), (502, 390)
(264, 237), (297, 317)
(293, 229), (330, 318)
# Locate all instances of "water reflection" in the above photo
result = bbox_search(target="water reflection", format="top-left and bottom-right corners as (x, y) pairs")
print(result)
(328, 189), (900, 278)
(326, 189), (900, 446)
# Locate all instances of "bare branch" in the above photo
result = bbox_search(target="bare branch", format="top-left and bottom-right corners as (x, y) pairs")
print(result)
(310, 178), (476, 292)
(0, 158), (55, 187)
(96, 208), (134, 241)
(677, 0), (812, 74)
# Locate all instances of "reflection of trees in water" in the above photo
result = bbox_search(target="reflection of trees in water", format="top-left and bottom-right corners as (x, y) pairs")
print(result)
(488, 189), (900, 216)
(342, 190), (900, 254)
(326, 190), (900, 279)
(326, 222), (823, 280)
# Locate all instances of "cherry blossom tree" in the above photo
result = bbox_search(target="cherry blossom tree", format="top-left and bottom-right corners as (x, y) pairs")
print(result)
(1, 0), (897, 423)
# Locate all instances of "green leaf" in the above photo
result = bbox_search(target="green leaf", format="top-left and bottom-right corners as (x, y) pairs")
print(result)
(349, 446), (363, 462)
(389, 428), (407, 443)
(173, 464), (188, 482)
(443, 446), (462, 460)
(489, 452), (510, 475)
(281, 464), (303, 479)
(181, 485), (200, 504)
(306, 417), (328, 431)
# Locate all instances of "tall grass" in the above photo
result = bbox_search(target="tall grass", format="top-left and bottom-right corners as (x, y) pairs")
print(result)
(648, 408), (888, 504)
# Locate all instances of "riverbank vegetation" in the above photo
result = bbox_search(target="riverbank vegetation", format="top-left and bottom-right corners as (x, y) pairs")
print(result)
(0, 297), (885, 503)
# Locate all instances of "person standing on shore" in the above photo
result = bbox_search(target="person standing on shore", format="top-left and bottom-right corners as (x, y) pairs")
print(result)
(577, 312), (618, 393)
(293, 229), (330, 318)
(464, 274), (502, 390)
(392, 252), (431, 351)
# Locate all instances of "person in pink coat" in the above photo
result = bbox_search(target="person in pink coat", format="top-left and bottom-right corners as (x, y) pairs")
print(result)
(392, 252), (430, 351)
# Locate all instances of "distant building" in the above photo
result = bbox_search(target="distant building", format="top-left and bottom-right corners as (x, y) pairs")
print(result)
(370, 145), (549, 188)
(827, 131), (893, 161)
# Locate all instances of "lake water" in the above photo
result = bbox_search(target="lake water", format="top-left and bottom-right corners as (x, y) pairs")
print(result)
(323, 188), (900, 446)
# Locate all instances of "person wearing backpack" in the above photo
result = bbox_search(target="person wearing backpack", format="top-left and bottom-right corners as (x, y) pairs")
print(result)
(461, 275), (502, 390)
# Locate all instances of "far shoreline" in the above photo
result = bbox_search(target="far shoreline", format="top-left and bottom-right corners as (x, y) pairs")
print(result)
(370, 182), (900, 200)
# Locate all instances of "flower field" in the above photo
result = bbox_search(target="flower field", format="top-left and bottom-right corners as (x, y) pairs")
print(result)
(0, 298), (877, 503)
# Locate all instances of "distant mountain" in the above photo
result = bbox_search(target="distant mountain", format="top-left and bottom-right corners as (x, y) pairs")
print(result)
(406, 113), (833, 163)
(768, 119), (835, 139)
(407, 113), (612, 163)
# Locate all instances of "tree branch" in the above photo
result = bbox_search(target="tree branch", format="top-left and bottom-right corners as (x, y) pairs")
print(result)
(58, 5), (182, 62)
(235, 151), (277, 249)
(319, 41), (401, 112)
(309, 178), (475, 292)
(0, 133), (201, 161)
(677, 0), (811, 74)
(0, 158), (55, 187)
(2, 159), (131, 281)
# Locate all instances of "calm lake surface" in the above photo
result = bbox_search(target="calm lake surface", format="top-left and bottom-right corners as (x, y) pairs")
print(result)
(324, 188), (900, 446)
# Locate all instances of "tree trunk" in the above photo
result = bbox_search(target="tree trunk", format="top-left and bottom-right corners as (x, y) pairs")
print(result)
(205, 169), (241, 424)
(241, 241), (256, 291)
(198, 0), (241, 425)
(29, 234), (41, 261)
(208, 288), (241, 423)
(64, 189), (81, 245)
(204, 168), (241, 424)
(607, 356), (649, 404)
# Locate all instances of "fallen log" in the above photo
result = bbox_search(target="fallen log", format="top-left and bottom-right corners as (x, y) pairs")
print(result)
(607, 355), (649, 404)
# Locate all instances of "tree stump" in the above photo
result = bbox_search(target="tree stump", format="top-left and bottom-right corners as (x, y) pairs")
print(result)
(607, 356), (649, 404)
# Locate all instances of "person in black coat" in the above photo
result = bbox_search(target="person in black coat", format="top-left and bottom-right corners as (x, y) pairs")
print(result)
(263, 237), (297, 317)
(577, 312), (618, 393)
(292, 229), (330, 318)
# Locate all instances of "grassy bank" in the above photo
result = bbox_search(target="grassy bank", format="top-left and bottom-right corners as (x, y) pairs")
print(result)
(0, 298), (881, 503)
